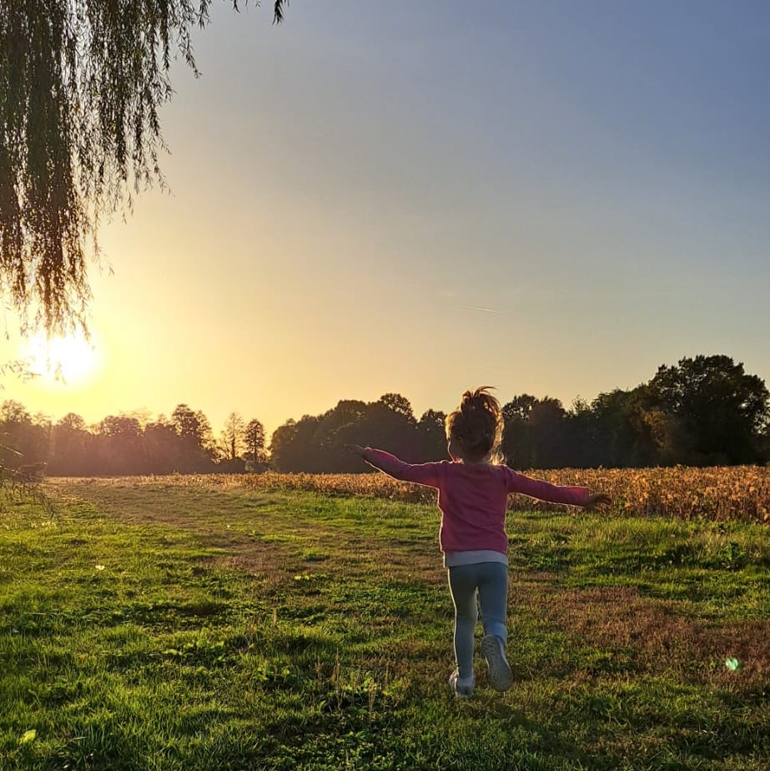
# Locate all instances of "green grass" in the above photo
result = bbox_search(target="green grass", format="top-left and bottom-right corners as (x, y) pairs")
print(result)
(1, 480), (769, 770)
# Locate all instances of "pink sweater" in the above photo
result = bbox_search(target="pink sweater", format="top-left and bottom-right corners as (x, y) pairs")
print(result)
(362, 448), (589, 555)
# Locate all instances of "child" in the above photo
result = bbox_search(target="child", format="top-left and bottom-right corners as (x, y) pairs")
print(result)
(348, 386), (609, 698)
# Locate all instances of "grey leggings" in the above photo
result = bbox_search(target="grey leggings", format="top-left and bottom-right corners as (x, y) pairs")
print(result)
(447, 562), (508, 679)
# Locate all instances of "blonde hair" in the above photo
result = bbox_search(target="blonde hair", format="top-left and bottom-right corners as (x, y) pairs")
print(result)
(445, 386), (503, 463)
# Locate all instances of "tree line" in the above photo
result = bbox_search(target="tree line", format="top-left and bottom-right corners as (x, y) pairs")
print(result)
(1, 356), (769, 478)
(0, 404), (267, 478)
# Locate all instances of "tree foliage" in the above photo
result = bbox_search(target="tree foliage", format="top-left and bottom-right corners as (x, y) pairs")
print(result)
(244, 417), (266, 470)
(0, 0), (286, 333)
(220, 411), (246, 462)
(268, 395), (432, 473)
(648, 355), (770, 464)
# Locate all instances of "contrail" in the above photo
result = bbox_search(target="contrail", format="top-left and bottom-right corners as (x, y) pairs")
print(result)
(460, 304), (501, 315)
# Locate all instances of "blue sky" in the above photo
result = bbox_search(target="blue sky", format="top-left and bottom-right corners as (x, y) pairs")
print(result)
(4, 0), (769, 438)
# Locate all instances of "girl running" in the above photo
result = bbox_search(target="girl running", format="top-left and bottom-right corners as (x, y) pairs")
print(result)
(349, 386), (609, 697)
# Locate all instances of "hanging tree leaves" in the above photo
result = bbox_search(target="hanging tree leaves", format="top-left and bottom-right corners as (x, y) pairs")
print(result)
(0, 0), (286, 335)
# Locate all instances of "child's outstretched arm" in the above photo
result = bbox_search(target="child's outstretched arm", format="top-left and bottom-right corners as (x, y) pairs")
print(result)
(506, 468), (610, 509)
(347, 445), (442, 488)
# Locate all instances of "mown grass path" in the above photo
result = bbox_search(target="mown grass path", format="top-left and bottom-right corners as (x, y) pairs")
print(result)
(1, 478), (769, 770)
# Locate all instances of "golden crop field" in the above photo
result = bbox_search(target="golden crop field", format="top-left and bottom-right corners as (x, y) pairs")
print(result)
(144, 465), (770, 524)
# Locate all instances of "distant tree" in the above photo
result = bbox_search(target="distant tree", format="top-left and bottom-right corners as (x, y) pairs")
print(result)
(244, 418), (267, 472)
(648, 355), (770, 464)
(170, 404), (215, 472)
(94, 415), (144, 474)
(501, 394), (537, 468)
(583, 388), (661, 467)
(417, 409), (448, 460)
(378, 393), (416, 424)
(269, 419), (297, 472)
(501, 395), (569, 468)
(125, 408), (153, 429)
(528, 397), (570, 468)
(638, 404), (692, 467)
(270, 416), (323, 473)
(269, 396), (439, 472)
(313, 400), (371, 471)
(98, 415), (142, 439)
(322, 400), (370, 434)
(220, 412), (246, 463)
(0, 399), (48, 469)
(58, 412), (86, 432)
(171, 404), (212, 446)
(47, 411), (88, 474)
(564, 397), (598, 468)
(0, 400), (30, 424)
(0, 0), (287, 334)
(361, 395), (419, 462)
(502, 394), (539, 424)
(143, 418), (184, 475)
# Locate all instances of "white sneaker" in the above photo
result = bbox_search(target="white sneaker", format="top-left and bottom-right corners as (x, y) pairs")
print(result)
(481, 635), (513, 691)
(448, 669), (475, 698)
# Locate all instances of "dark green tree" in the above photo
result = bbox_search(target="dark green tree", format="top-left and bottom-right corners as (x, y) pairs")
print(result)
(269, 415), (323, 473)
(501, 394), (536, 467)
(378, 393), (416, 424)
(417, 409), (448, 461)
(0, 0), (287, 334)
(648, 355), (770, 464)
(313, 400), (371, 471)
(527, 397), (569, 468)
(244, 417), (267, 471)
(586, 388), (664, 467)
(361, 395), (419, 462)
(171, 403), (215, 471)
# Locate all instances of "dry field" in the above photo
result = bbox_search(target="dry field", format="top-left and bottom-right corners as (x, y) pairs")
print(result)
(99, 465), (770, 524)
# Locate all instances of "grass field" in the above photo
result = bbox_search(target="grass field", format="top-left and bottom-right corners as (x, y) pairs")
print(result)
(1, 476), (769, 770)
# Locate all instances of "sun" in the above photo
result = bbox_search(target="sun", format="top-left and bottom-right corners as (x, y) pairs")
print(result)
(23, 330), (101, 387)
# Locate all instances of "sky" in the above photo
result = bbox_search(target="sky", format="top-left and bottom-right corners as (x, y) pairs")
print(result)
(2, 0), (769, 441)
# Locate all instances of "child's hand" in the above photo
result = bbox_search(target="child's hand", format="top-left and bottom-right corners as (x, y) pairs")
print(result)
(585, 492), (611, 510)
(346, 444), (367, 457)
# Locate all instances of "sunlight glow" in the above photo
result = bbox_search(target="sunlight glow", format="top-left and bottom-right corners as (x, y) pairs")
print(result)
(23, 331), (101, 388)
